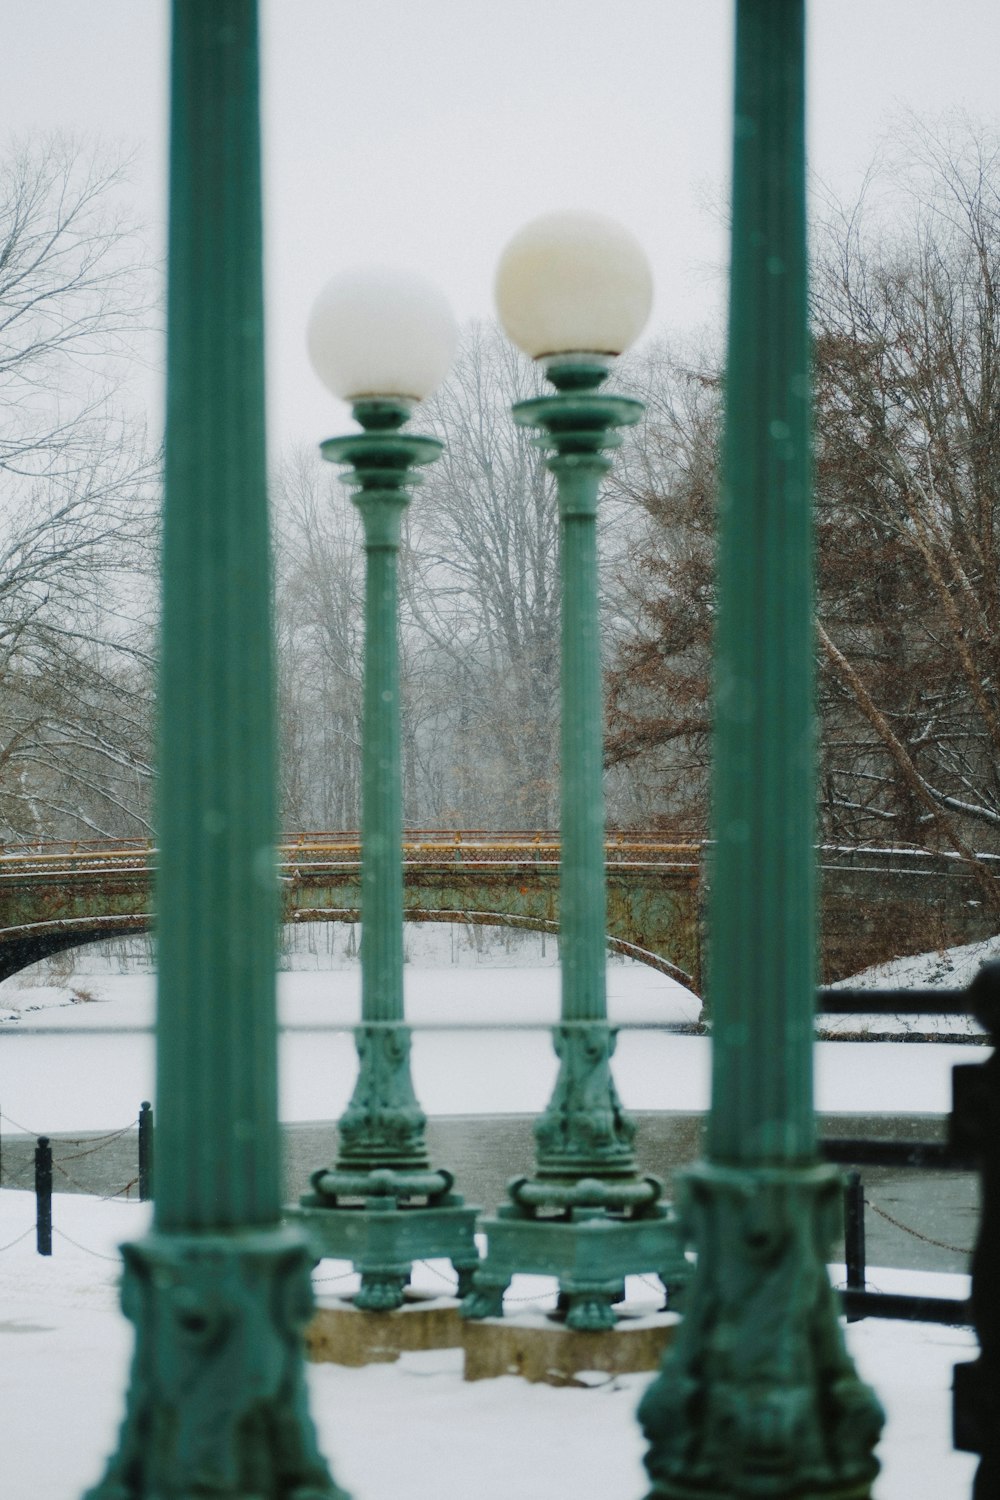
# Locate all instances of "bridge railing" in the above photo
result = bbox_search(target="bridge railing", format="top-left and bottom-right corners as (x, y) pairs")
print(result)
(0, 832), (703, 876)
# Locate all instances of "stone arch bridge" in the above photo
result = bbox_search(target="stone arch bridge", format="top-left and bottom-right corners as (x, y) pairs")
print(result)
(0, 833), (995, 994)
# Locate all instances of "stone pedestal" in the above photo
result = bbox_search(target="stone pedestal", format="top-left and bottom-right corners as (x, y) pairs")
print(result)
(306, 1293), (464, 1366)
(463, 1307), (680, 1385)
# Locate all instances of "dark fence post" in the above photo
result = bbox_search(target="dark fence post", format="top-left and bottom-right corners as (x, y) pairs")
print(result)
(952, 960), (1000, 1488)
(35, 1135), (52, 1256)
(138, 1101), (153, 1202)
(844, 1169), (865, 1288)
(844, 1169), (866, 1318)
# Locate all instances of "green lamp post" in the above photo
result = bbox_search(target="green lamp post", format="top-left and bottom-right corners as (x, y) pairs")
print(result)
(638, 4), (884, 1496)
(85, 4), (344, 1497)
(462, 213), (689, 1332)
(295, 269), (480, 1310)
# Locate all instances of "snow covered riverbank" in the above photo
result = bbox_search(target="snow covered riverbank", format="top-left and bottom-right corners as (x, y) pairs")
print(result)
(0, 1190), (978, 1500)
(0, 962), (980, 1133)
(0, 933), (990, 1498)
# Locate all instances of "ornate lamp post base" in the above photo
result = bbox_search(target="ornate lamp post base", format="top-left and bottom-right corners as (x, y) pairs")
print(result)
(464, 1017), (690, 1328)
(296, 1174), (479, 1312)
(638, 1163), (884, 1500)
(463, 1175), (689, 1332)
(85, 1227), (346, 1500)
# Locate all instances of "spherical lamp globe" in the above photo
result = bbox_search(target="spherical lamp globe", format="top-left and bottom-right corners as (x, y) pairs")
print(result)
(307, 267), (458, 404)
(495, 210), (653, 362)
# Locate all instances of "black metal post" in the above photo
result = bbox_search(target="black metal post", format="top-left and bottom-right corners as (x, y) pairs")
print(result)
(137, 1100), (153, 1203)
(844, 1170), (865, 1290)
(35, 1135), (52, 1256)
(952, 960), (1000, 1491)
(844, 1169), (866, 1323)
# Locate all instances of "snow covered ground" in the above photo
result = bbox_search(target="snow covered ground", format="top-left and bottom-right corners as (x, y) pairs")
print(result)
(0, 928), (989, 1497)
(0, 1189), (979, 1500)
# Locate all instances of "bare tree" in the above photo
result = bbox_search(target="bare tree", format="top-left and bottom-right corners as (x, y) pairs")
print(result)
(273, 448), (364, 830)
(606, 118), (1000, 910)
(604, 339), (721, 833)
(812, 120), (1000, 899)
(405, 322), (561, 827)
(0, 139), (159, 842)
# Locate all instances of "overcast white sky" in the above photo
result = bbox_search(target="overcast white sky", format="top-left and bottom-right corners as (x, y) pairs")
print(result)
(8, 1), (1000, 453)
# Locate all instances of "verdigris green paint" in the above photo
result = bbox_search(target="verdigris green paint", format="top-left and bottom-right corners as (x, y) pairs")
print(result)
(463, 362), (689, 1331)
(85, 5), (345, 1496)
(295, 399), (479, 1310)
(638, 5), (883, 1495)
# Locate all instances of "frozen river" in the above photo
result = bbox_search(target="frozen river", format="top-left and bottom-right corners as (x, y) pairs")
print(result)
(0, 959), (980, 1135)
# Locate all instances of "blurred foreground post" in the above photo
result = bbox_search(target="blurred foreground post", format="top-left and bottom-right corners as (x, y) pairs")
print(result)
(85, 5), (345, 1495)
(638, 5), (884, 1495)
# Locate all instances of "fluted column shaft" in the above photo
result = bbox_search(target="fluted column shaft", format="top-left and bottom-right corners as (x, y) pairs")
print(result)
(155, 0), (278, 1230)
(358, 500), (406, 1022)
(708, 0), (814, 1164)
(556, 457), (610, 1024)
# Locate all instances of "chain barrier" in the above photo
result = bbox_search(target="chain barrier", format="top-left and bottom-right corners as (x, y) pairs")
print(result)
(0, 1111), (145, 1201)
(416, 1259), (458, 1290)
(0, 1107), (137, 1144)
(0, 1224), (35, 1253)
(51, 1226), (125, 1264)
(55, 1123), (138, 1161)
(866, 1196), (972, 1257)
(1, 1161), (34, 1189)
(0, 1107), (52, 1136)
(100, 1177), (139, 1203)
(415, 1256), (559, 1304)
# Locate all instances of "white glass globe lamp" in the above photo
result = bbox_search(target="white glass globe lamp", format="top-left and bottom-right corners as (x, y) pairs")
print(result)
(307, 267), (458, 407)
(495, 210), (652, 365)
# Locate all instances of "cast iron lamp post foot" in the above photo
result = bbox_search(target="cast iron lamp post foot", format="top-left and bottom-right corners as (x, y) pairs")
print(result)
(638, 1165), (883, 1500)
(462, 218), (690, 1330)
(85, 1229), (343, 1500)
(291, 283), (479, 1310)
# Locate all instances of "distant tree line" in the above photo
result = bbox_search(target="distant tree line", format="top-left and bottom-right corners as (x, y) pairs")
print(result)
(0, 139), (159, 843)
(604, 119), (1000, 917)
(9, 120), (1000, 919)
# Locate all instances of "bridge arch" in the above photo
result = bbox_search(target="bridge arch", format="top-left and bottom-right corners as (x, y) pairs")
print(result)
(0, 836), (703, 990)
(9, 838), (1000, 994)
(0, 906), (695, 990)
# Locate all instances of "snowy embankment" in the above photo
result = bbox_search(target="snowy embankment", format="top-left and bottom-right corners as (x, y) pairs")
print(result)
(0, 965), (979, 1132)
(0, 926), (990, 1499)
(0, 1190), (979, 1500)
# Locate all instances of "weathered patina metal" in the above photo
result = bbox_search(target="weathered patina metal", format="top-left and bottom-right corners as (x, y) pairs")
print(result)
(294, 398), (479, 1311)
(85, 5), (345, 1496)
(638, 4), (883, 1494)
(463, 360), (689, 1331)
